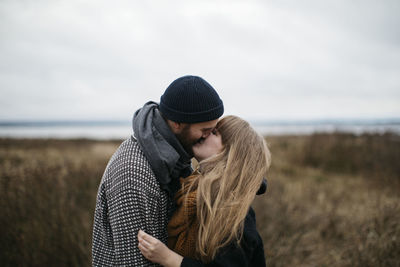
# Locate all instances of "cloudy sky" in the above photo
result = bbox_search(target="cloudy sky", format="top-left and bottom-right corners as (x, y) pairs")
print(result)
(1, 0), (399, 122)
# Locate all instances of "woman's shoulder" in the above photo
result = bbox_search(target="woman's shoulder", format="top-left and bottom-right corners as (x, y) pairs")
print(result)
(242, 207), (263, 246)
(244, 207), (257, 230)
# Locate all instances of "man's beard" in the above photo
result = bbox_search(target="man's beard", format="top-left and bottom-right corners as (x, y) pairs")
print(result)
(175, 125), (201, 157)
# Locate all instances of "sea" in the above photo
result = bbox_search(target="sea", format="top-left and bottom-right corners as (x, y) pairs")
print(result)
(0, 119), (399, 140)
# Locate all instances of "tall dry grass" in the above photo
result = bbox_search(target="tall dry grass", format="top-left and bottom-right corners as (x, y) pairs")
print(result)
(253, 132), (400, 267)
(0, 133), (399, 266)
(0, 139), (120, 266)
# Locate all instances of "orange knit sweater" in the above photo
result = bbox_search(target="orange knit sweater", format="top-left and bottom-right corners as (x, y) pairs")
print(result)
(167, 174), (199, 258)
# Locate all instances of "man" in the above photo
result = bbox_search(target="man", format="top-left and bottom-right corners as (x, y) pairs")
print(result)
(92, 75), (224, 266)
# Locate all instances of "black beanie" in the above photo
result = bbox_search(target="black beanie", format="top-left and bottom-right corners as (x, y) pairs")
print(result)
(159, 75), (224, 123)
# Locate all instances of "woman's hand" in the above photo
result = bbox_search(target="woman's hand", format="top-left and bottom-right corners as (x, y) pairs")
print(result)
(138, 230), (183, 267)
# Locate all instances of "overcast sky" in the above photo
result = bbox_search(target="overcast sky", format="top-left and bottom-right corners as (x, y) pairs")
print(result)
(1, 0), (399, 121)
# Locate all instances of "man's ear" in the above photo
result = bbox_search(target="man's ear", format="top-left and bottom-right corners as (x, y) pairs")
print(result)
(167, 120), (184, 134)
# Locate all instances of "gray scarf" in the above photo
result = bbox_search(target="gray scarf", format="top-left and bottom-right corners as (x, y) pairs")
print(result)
(132, 101), (193, 198)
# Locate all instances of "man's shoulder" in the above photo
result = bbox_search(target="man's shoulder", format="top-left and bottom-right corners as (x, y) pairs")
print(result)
(115, 135), (143, 156)
(110, 136), (149, 167)
(102, 136), (157, 190)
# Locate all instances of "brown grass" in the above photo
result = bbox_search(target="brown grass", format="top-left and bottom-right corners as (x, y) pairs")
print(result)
(253, 132), (400, 267)
(0, 139), (120, 266)
(0, 133), (399, 266)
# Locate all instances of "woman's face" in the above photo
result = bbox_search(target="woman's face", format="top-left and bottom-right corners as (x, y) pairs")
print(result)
(193, 130), (223, 162)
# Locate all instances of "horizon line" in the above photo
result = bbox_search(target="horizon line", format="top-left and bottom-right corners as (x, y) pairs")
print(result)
(0, 117), (400, 127)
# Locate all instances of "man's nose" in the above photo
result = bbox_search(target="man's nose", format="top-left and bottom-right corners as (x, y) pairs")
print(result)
(202, 132), (211, 138)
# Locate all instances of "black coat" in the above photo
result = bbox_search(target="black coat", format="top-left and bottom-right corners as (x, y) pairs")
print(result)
(181, 207), (266, 267)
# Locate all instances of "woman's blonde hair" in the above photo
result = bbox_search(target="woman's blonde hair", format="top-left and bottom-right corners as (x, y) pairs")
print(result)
(190, 115), (271, 262)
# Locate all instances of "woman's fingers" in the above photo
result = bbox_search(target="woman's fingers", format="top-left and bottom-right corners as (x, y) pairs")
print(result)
(138, 236), (152, 249)
(138, 230), (159, 254)
(138, 243), (151, 257)
(138, 241), (148, 252)
(138, 238), (153, 257)
(138, 229), (182, 266)
(138, 229), (158, 245)
(138, 230), (158, 261)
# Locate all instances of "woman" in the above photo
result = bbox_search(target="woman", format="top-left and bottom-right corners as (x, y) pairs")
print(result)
(138, 115), (271, 266)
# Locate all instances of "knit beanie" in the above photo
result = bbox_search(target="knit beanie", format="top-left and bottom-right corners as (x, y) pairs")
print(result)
(159, 75), (224, 123)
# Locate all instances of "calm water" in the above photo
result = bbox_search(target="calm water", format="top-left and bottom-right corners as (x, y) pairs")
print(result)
(0, 120), (399, 139)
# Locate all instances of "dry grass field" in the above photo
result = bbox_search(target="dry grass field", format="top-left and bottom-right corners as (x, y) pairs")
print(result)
(0, 133), (399, 266)
(253, 133), (400, 267)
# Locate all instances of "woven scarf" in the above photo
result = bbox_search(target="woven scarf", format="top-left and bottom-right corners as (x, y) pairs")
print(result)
(132, 101), (193, 198)
(167, 174), (199, 258)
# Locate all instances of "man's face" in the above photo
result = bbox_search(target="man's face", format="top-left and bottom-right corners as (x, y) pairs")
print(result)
(175, 119), (219, 157)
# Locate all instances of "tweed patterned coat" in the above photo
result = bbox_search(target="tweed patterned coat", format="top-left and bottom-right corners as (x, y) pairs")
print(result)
(92, 136), (169, 266)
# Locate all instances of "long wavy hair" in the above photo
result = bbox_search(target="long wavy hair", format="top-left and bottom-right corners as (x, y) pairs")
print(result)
(187, 115), (271, 262)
